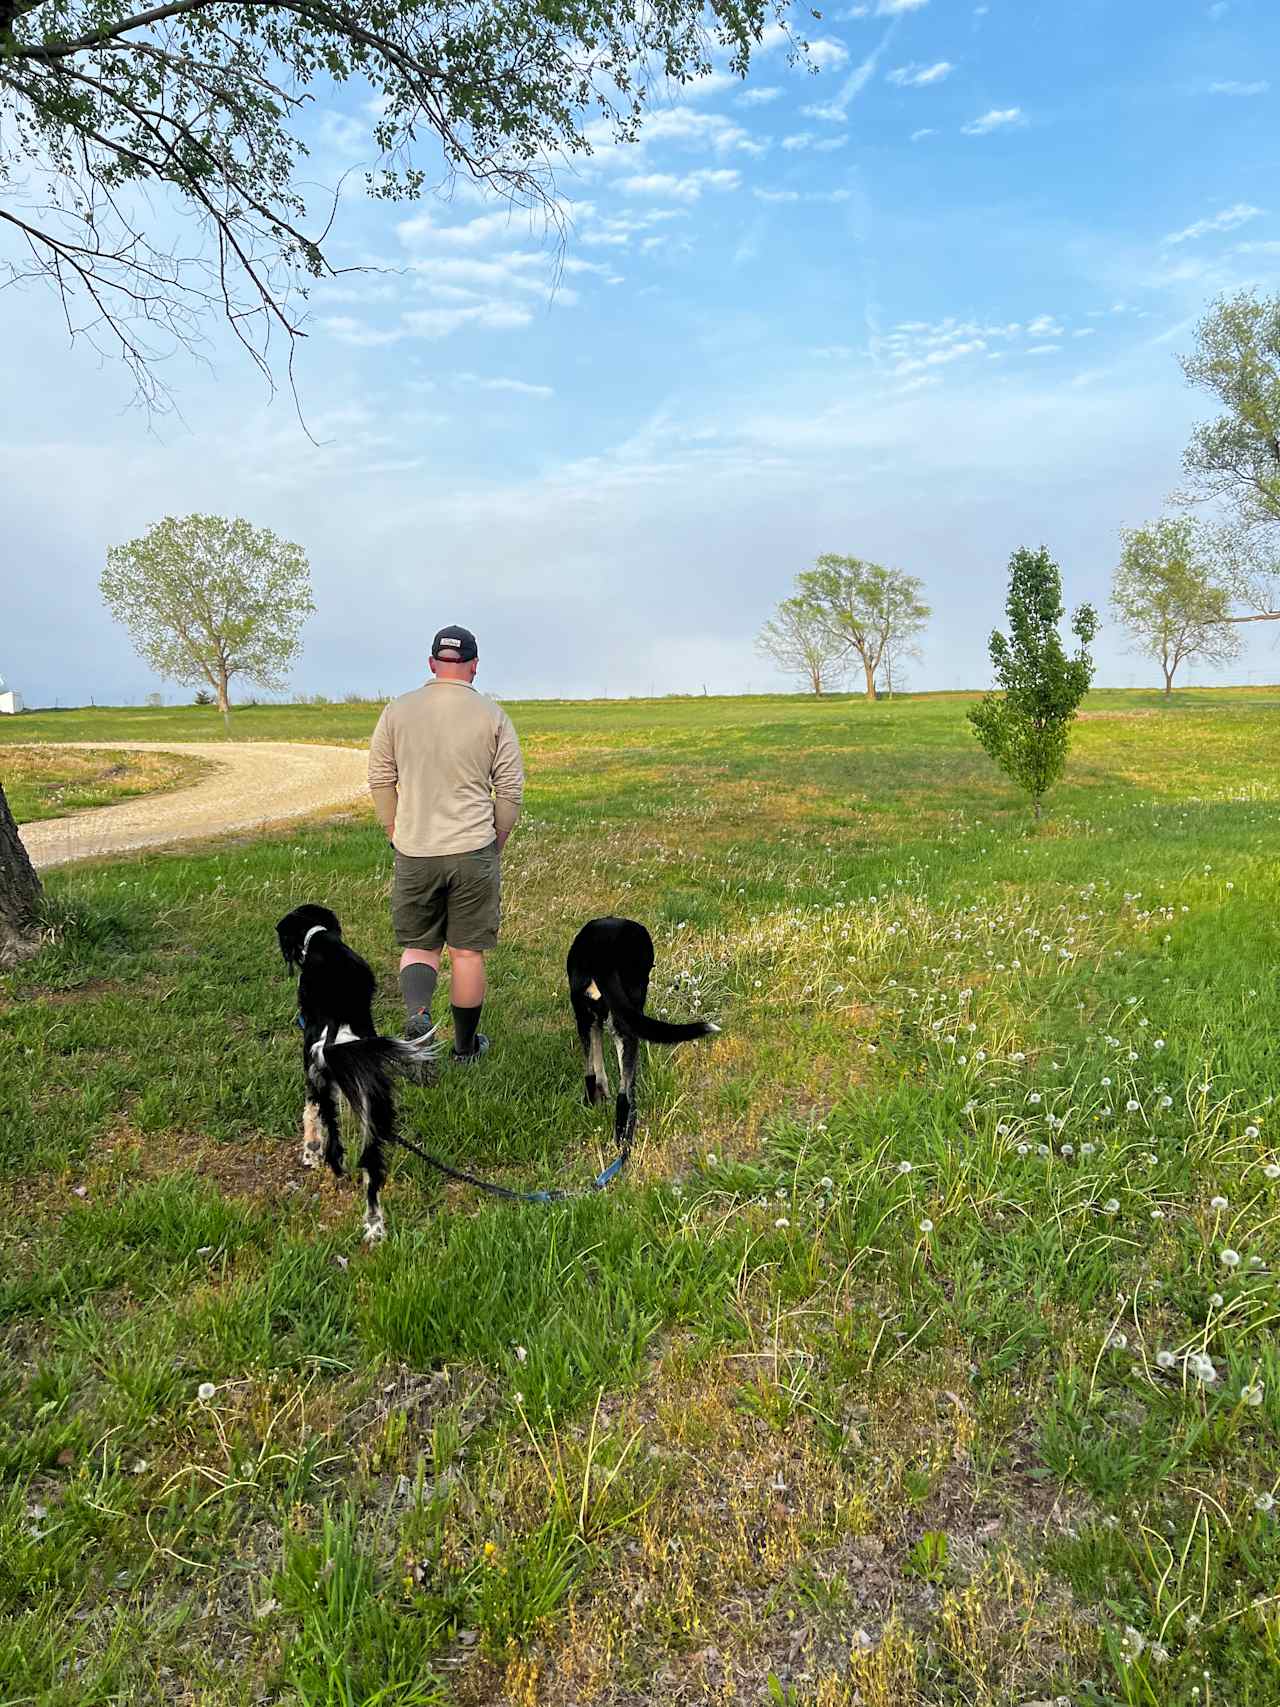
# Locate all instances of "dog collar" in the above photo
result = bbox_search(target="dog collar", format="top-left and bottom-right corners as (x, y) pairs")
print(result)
(302, 925), (328, 953)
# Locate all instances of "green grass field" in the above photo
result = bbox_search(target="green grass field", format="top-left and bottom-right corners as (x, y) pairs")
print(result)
(2, 689), (1278, 1707)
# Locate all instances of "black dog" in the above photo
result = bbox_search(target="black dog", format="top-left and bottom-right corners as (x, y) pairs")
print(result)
(276, 904), (440, 1243)
(567, 916), (719, 1153)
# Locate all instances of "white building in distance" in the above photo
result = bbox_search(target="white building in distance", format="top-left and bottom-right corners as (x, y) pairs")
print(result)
(0, 674), (24, 715)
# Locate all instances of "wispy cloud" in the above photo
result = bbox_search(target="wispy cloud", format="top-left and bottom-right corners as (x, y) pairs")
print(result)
(801, 101), (850, 122)
(888, 61), (954, 87)
(910, 127), (937, 142)
(782, 133), (815, 151)
(962, 107), (1025, 135)
(1209, 79), (1269, 96)
(454, 373), (554, 398)
(402, 303), (534, 339)
(752, 187), (852, 204)
(877, 0), (929, 12)
(1164, 201), (1264, 243)
(396, 208), (528, 248)
(618, 169), (741, 202)
(737, 86), (783, 105)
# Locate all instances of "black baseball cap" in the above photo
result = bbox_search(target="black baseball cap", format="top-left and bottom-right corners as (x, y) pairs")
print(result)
(431, 625), (478, 662)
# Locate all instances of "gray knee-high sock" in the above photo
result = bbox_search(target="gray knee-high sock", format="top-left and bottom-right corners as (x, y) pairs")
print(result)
(400, 962), (438, 1019)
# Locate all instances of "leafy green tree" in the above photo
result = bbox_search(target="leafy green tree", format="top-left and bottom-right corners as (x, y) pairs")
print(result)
(795, 555), (931, 703)
(969, 546), (1097, 818)
(1180, 291), (1280, 535)
(1179, 292), (1280, 627)
(101, 514), (313, 722)
(0, 0), (793, 405)
(756, 596), (849, 695)
(1111, 518), (1241, 694)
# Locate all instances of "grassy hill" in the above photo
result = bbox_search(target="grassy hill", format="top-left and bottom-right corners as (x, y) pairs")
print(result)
(2, 689), (1278, 1705)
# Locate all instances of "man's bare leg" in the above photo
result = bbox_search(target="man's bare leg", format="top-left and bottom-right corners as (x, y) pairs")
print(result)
(447, 946), (488, 1059)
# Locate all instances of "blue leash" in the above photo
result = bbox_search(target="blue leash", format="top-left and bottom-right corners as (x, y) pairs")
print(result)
(298, 1012), (631, 1204)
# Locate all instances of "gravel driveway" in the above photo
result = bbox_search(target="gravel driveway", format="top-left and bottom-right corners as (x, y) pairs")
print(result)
(18, 741), (369, 870)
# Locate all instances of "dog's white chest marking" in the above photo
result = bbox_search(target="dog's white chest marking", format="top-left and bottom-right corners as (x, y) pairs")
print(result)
(586, 980), (601, 1001)
(332, 1024), (358, 1046)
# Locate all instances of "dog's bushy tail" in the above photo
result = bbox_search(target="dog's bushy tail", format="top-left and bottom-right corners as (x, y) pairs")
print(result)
(601, 969), (719, 1045)
(319, 1034), (441, 1113)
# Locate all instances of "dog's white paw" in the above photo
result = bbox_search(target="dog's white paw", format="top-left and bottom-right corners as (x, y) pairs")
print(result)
(301, 1141), (323, 1171)
(362, 1213), (386, 1246)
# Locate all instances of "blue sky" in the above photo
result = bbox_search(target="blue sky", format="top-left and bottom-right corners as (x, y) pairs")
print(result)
(4, 0), (1280, 705)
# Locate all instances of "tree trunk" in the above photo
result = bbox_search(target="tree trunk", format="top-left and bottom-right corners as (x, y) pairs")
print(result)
(217, 665), (232, 733)
(0, 782), (42, 967)
(1163, 666), (1174, 696)
(863, 658), (876, 703)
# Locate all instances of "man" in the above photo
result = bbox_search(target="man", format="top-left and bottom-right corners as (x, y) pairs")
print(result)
(367, 625), (524, 1063)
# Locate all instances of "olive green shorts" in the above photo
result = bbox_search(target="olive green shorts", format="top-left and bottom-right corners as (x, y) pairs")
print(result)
(391, 843), (501, 952)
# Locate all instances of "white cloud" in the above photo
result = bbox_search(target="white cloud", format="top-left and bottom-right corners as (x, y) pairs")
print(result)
(911, 128), (937, 142)
(752, 187), (852, 205)
(629, 106), (765, 157)
(1235, 239), (1280, 255)
(1027, 314), (1064, 337)
(738, 86), (783, 105)
(402, 303), (533, 338)
(1164, 202), (1264, 243)
(407, 253), (550, 296)
(962, 107), (1025, 135)
(808, 39), (852, 70)
(888, 61), (954, 88)
(1209, 80), (1269, 96)
(814, 135), (850, 152)
(1026, 344), (1062, 355)
(877, 0), (929, 12)
(454, 373), (554, 398)
(801, 101), (849, 122)
(319, 317), (405, 348)
(782, 133), (814, 151)
(321, 297), (537, 344)
(618, 169), (741, 202)
(396, 209), (526, 249)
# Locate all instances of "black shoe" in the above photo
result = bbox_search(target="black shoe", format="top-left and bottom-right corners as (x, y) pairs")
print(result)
(451, 1033), (490, 1066)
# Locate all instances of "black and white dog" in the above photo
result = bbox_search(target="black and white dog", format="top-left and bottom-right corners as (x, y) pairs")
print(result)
(276, 904), (440, 1243)
(567, 916), (719, 1153)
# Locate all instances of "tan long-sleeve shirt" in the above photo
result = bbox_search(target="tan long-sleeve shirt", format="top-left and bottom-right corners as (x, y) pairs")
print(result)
(367, 681), (524, 856)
